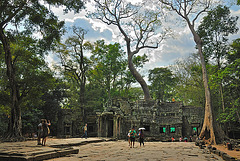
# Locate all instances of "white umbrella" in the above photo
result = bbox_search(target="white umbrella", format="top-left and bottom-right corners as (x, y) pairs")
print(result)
(138, 127), (145, 130)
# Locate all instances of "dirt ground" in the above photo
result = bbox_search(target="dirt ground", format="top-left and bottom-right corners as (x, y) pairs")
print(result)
(212, 144), (240, 159)
(46, 141), (226, 161)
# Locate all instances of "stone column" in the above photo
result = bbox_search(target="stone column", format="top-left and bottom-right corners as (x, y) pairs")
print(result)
(113, 115), (117, 138)
(118, 117), (121, 138)
(105, 116), (108, 137)
(98, 116), (102, 137)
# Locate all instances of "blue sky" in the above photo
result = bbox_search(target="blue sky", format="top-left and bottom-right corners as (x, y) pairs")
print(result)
(47, 1), (240, 78)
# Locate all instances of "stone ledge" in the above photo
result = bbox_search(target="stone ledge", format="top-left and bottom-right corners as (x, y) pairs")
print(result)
(222, 153), (238, 161)
(49, 138), (115, 148)
(0, 148), (79, 161)
(0, 138), (114, 161)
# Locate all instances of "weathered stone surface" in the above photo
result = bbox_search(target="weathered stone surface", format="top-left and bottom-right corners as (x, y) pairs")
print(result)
(0, 138), (112, 161)
(44, 141), (225, 161)
(96, 100), (204, 141)
(215, 149), (221, 156)
(222, 153), (237, 161)
(58, 100), (204, 141)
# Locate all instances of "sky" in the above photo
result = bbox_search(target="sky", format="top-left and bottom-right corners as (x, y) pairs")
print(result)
(46, 0), (240, 79)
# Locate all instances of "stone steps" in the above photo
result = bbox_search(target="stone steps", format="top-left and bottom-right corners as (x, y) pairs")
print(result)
(0, 147), (79, 161)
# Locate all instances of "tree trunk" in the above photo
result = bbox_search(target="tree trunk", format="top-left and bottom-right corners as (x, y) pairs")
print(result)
(79, 45), (86, 123)
(187, 23), (225, 144)
(0, 28), (24, 141)
(117, 21), (152, 101)
(128, 53), (151, 101)
(217, 57), (225, 112)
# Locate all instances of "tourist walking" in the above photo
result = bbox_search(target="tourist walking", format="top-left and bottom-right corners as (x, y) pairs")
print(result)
(37, 119), (43, 145)
(42, 119), (51, 146)
(82, 124), (88, 139)
(139, 129), (144, 147)
(127, 130), (131, 146)
(129, 127), (136, 148)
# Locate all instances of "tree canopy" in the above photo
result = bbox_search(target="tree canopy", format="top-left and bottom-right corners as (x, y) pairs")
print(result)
(0, 0), (239, 143)
(88, 0), (170, 101)
(0, 0), (85, 140)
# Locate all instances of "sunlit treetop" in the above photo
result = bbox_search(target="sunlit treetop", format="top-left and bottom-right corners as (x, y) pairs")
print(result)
(0, 0), (85, 52)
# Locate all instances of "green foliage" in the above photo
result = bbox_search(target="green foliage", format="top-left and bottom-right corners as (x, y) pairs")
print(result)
(0, 34), (62, 136)
(171, 54), (205, 107)
(217, 103), (239, 123)
(216, 38), (240, 123)
(197, 5), (239, 64)
(197, 5), (239, 123)
(127, 87), (144, 101)
(22, 109), (43, 135)
(174, 38), (240, 123)
(149, 67), (177, 102)
(133, 54), (149, 68)
(56, 35), (150, 113)
(0, 0), (85, 53)
(0, 0), (85, 138)
(88, 40), (127, 108)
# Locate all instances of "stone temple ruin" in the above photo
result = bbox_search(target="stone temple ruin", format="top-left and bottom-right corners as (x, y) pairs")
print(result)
(96, 100), (204, 141)
(57, 100), (204, 141)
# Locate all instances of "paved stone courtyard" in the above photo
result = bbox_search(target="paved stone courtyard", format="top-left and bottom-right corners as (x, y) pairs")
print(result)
(46, 141), (224, 161)
(0, 138), (113, 160)
(1, 138), (239, 161)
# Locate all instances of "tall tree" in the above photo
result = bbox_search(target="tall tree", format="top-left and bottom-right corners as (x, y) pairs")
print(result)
(89, 40), (126, 102)
(56, 26), (90, 121)
(89, 0), (169, 101)
(0, 34), (58, 139)
(171, 54), (205, 107)
(218, 38), (240, 124)
(159, 0), (225, 144)
(197, 5), (239, 65)
(197, 5), (239, 112)
(148, 67), (176, 102)
(0, 0), (84, 140)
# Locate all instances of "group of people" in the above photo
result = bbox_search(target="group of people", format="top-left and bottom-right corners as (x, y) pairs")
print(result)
(171, 136), (193, 142)
(127, 127), (144, 148)
(37, 119), (51, 146)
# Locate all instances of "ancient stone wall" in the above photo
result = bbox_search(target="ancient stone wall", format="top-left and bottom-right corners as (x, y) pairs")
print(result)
(97, 100), (204, 141)
(58, 100), (204, 141)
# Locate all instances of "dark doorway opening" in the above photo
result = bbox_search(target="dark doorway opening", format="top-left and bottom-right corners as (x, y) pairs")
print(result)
(144, 125), (150, 132)
(64, 126), (70, 135)
(228, 131), (240, 139)
(107, 118), (113, 137)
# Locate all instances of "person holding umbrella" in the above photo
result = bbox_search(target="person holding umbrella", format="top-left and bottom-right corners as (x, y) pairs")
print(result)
(138, 128), (145, 147)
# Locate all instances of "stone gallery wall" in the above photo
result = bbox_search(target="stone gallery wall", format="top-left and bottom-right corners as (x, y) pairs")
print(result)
(97, 100), (204, 141)
(58, 99), (204, 141)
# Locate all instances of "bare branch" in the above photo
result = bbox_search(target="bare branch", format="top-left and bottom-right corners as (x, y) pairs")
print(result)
(0, 0), (27, 28)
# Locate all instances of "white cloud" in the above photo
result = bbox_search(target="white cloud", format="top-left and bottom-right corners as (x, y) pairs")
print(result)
(230, 7), (240, 42)
(49, 0), (240, 72)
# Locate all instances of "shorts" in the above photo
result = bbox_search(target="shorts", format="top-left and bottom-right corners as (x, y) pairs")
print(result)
(130, 137), (135, 142)
(37, 130), (42, 137)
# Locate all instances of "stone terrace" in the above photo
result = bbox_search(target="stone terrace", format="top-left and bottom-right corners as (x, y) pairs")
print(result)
(0, 137), (114, 161)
